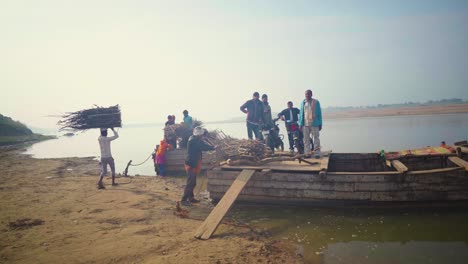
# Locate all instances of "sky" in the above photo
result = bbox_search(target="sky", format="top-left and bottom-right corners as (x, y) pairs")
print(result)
(1, 0), (468, 129)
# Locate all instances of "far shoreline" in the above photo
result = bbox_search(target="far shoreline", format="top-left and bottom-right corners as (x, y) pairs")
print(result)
(323, 103), (468, 120)
(207, 103), (468, 124)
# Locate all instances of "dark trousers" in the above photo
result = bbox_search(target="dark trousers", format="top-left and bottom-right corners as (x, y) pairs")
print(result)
(154, 163), (160, 175)
(182, 162), (201, 201)
(158, 163), (166, 176)
(247, 122), (262, 140)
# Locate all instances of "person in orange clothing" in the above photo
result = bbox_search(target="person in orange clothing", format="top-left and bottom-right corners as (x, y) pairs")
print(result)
(440, 141), (455, 153)
(156, 137), (173, 177)
(181, 126), (216, 206)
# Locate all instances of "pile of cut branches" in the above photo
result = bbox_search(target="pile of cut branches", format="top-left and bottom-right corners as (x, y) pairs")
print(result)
(202, 130), (295, 166)
(57, 105), (121, 132)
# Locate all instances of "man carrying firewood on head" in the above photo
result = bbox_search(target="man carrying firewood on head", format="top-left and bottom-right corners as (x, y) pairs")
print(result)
(97, 128), (119, 189)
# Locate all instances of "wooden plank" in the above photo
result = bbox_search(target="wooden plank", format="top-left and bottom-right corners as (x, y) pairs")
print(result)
(460, 146), (468, 154)
(221, 165), (322, 172)
(448, 156), (468, 171)
(208, 178), (356, 191)
(385, 160), (392, 168)
(391, 160), (408, 173)
(194, 169), (256, 240)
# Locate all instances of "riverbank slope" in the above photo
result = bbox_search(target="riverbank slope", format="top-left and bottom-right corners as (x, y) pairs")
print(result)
(0, 146), (301, 264)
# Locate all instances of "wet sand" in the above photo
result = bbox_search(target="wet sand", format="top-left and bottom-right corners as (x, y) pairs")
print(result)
(0, 146), (301, 264)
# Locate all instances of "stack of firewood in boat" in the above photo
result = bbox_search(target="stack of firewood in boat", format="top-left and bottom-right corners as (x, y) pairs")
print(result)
(166, 125), (313, 166)
(203, 130), (302, 166)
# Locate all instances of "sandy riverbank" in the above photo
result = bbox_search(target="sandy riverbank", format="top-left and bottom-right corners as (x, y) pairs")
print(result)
(0, 146), (302, 264)
(324, 103), (468, 119)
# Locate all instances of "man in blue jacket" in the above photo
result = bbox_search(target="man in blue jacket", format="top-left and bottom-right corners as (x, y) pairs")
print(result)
(240, 92), (264, 140)
(298, 89), (322, 158)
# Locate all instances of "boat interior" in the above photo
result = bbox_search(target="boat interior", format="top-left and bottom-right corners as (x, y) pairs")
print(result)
(328, 152), (464, 172)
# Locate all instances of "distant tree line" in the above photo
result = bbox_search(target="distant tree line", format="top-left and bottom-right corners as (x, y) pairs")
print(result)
(324, 98), (467, 112)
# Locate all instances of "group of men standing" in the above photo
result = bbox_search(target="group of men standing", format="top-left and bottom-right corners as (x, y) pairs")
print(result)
(240, 89), (323, 157)
(95, 92), (322, 206)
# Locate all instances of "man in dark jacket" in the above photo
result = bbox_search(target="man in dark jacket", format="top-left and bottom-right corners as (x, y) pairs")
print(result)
(181, 126), (216, 206)
(278, 101), (300, 153)
(240, 92), (264, 140)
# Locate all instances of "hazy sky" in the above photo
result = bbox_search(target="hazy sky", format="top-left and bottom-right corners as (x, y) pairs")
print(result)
(1, 0), (468, 128)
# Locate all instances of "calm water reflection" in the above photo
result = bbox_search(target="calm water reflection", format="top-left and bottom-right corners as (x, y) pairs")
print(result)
(230, 204), (468, 264)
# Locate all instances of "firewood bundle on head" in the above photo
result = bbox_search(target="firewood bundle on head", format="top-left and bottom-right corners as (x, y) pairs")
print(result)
(57, 105), (122, 132)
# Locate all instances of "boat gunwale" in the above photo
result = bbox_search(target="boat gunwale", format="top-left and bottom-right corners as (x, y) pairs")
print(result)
(216, 166), (464, 175)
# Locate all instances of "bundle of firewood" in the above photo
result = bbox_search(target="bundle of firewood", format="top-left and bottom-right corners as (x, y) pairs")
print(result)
(200, 130), (295, 166)
(57, 105), (122, 132)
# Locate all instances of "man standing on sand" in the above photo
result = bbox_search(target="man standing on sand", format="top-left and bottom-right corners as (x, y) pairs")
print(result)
(181, 126), (215, 206)
(240, 92), (264, 140)
(299, 89), (322, 158)
(97, 128), (119, 189)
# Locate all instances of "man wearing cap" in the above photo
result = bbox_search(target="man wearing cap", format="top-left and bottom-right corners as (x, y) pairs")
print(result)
(181, 126), (216, 206)
(240, 92), (265, 140)
(97, 128), (119, 189)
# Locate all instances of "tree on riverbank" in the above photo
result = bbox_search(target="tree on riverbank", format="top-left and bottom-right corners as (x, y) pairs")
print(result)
(0, 114), (54, 146)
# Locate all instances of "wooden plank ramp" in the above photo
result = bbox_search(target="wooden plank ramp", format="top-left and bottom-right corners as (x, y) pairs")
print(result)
(194, 169), (256, 240)
(448, 156), (468, 171)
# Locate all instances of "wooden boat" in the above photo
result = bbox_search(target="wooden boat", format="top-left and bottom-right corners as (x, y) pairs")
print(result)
(164, 148), (217, 174)
(455, 140), (468, 161)
(207, 150), (468, 204)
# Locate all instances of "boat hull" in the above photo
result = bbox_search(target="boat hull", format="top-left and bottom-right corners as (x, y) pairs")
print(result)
(165, 149), (216, 175)
(207, 153), (468, 203)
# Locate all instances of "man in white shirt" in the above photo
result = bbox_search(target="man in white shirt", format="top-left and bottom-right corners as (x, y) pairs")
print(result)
(97, 128), (119, 189)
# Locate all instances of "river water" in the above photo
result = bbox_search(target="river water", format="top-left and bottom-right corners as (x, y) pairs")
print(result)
(25, 113), (468, 176)
(25, 113), (468, 263)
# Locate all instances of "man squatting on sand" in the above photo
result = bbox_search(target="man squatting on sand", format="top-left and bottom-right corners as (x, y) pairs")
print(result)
(181, 126), (216, 206)
(97, 128), (119, 189)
